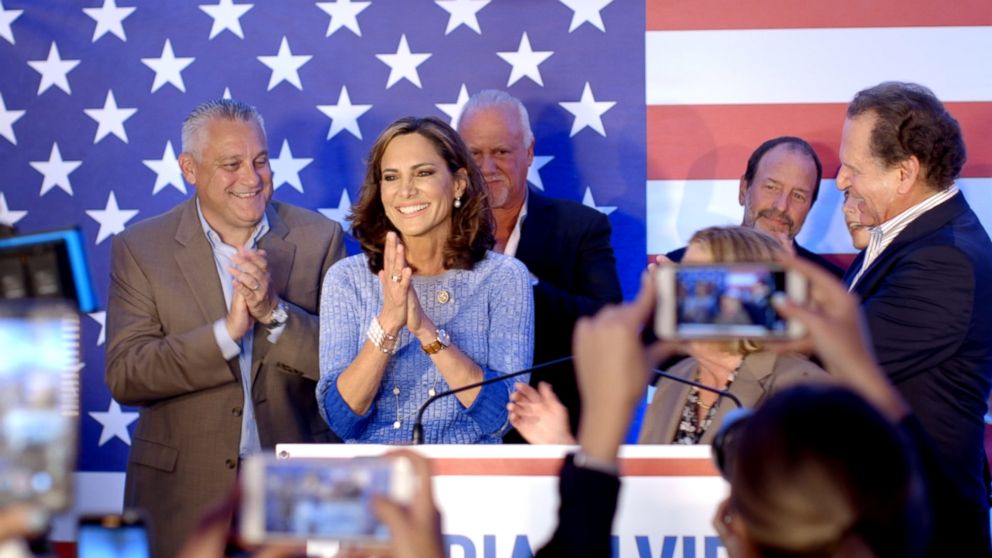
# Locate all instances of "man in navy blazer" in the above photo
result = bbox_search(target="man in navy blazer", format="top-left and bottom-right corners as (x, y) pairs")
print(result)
(458, 90), (622, 438)
(838, 82), (992, 553)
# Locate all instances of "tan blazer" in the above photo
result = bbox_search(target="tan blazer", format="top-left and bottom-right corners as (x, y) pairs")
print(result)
(105, 198), (345, 558)
(637, 352), (827, 445)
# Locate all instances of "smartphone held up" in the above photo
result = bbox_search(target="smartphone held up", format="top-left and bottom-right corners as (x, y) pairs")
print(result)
(0, 301), (79, 512)
(655, 263), (808, 340)
(239, 454), (415, 548)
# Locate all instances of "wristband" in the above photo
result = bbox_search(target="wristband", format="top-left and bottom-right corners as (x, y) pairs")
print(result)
(367, 318), (398, 355)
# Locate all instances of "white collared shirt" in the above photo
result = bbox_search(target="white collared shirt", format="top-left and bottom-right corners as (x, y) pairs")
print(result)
(848, 185), (959, 290)
(196, 199), (270, 457)
(503, 188), (529, 258)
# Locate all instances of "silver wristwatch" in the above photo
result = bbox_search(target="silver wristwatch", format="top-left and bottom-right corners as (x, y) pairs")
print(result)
(265, 299), (289, 328)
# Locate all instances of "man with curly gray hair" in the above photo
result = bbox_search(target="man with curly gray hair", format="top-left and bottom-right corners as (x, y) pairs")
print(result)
(838, 81), (992, 554)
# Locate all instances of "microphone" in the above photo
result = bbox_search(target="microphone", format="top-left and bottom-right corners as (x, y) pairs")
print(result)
(411, 355), (573, 445)
(651, 369), (744, 408)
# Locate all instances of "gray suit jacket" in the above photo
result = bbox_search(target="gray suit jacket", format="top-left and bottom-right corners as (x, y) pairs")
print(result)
(638, 352), (826, 444)
(105, 198), (345, 558)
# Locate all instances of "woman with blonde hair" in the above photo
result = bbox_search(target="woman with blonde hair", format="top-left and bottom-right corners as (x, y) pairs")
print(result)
(509, 225), (826, 445)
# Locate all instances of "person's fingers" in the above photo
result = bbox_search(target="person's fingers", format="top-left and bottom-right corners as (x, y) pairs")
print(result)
(233, 249), (267, 272)
(383, 449), (434, 516)
(513, 382), (540, 402)
(384, 231), (396, 272)
(371, 497), (407, 537)
(645, 340), (681, 368)
(0, 505), (46, 542)
(227, 266), (258, 291)
(711, 497), (733, 541)
(771, 296), (822, 330)
(508, 398), (538, 419)
(252, 543), (308, 558)
(624, 269), (658, 327)
(762, 337), (815, 356)
(395, 239), (408, 272)
(536, 381), (562, 406)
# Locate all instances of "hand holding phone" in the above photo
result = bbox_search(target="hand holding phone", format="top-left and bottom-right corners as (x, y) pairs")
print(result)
(0, 302), (78, 512)
(239, 454), (414, 547)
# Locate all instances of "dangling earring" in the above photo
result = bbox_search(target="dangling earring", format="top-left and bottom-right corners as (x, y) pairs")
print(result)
(454, 196), (462, 208)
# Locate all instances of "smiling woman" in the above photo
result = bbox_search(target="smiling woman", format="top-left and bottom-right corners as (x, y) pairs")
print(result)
(316, 117), (535, 444)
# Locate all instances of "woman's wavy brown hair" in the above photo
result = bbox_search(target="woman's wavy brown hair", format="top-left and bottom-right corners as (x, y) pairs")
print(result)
(349, 116), (495, 274)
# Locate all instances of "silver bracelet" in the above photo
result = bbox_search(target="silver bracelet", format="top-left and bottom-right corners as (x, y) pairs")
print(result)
(367, 317), (398, 355)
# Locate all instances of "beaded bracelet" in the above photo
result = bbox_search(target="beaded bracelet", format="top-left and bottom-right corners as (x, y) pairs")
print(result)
(367, 317), (398, 355)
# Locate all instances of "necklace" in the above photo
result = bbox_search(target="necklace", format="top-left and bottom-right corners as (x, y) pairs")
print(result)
(391, 376), (441, 429)
(674, 359), (743, 444)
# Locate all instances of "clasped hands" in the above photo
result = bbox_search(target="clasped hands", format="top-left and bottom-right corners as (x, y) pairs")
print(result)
(225, 247), (278, 340)
(377, 232), (435, 344)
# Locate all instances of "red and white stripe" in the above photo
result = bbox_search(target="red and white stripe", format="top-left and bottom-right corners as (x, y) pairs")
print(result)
(645, 1), (992, 260)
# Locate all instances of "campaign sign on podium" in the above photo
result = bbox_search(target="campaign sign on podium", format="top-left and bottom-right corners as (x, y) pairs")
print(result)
(276, 444), (728, 558)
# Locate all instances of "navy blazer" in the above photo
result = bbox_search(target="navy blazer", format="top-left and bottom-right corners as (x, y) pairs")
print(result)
(845, 191), (992, 551)
(512, 189), (623, 434)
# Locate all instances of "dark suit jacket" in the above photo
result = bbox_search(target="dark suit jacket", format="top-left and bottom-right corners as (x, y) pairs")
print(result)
(512, 189), (623, 435)
(666, 240), (844, 278)
(536, 455), (620, 558)
(105, 199), (345, 558)
(844, 191), (992, 552)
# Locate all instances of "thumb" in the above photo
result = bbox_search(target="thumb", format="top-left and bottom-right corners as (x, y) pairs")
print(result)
(372, 496), (408, 536)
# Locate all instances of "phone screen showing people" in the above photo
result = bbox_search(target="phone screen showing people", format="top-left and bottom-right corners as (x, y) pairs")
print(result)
(241, 455), (413, 545)
(657, 264), (806, 340)
(0, 302), (78, 510)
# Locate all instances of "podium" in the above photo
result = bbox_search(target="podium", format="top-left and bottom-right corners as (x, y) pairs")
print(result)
(276, 444), (729, 558)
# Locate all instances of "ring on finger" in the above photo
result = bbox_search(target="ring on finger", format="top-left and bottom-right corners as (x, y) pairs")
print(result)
(390, 273), (402, 283)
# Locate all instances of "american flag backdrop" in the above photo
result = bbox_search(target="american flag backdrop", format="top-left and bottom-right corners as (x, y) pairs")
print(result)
(0, 0), (990, 543)
(644, 0), (992, 260)
(0, 0), (646, 537)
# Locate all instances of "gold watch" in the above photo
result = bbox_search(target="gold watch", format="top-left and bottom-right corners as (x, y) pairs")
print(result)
(421, 329), (450, 355)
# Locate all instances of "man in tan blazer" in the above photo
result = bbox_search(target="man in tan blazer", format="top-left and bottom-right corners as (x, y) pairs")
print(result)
(105, 99), (345, 558)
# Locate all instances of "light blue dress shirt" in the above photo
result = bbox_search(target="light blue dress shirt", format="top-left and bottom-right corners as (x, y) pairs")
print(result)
(195, 200), (271, 457)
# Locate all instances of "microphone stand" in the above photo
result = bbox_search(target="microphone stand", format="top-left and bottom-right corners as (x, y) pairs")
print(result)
(651, 369), (743, 408)
(411, 356), (573, 445)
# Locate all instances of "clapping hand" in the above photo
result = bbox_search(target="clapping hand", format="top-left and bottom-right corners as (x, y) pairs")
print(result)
(377, 232), (414, 335)
(508, 382), (576, 445)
